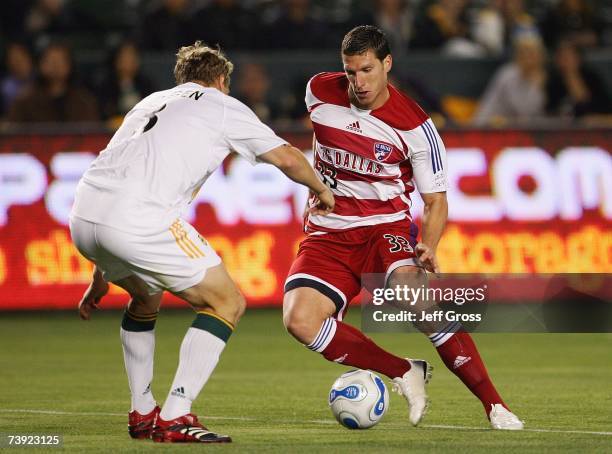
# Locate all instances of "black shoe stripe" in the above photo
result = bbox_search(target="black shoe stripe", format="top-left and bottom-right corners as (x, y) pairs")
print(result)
(156, 423), (229, 442)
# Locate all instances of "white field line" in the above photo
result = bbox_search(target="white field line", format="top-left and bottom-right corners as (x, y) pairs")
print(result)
(1, 409), (611, 437)
(0, 409), (255, 421)
(422, 424), (612, 437)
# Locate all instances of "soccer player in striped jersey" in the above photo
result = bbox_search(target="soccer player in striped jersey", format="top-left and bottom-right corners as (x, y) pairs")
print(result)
(70, 42), (334, 443)
(283, 26), (523, 430)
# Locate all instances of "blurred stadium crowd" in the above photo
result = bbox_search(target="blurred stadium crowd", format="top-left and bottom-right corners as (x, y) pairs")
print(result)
(1, 0), (612, 129)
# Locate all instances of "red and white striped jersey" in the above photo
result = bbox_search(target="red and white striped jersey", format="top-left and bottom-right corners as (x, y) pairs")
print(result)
(306, 72), (447, 233)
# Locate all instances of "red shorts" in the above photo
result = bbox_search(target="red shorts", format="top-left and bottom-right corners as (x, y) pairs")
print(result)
(285, 220), (419, 320)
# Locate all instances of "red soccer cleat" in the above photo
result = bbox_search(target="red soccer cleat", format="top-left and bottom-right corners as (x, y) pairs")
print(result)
(151, 413), (232, 443)
(128, 405), (160, 439)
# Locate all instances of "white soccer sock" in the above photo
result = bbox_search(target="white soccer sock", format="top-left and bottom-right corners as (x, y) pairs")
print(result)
(307, 317), (337, 352)
(159, 327), (227, 421)
(120, 327), (157, 414)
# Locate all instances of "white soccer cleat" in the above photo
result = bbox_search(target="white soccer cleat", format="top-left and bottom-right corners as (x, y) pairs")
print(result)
(391, 359), (433, 426)
(489, 404), (524, 430)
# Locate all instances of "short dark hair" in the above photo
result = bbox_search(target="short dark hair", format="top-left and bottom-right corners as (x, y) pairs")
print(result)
(341, 25), (391, 60)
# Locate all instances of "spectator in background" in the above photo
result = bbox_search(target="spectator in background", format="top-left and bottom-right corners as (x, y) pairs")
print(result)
(1, 43), (35, 116)
(263, 0), (330, 49)
(411, 0), (464, 50)
(190, 0), (259, 50)
(472, 0), (539, 56)
(1, 0), (32, 41)
(278, 75), (312, 124)
(235, 62), (279, 123)
(7, 43), (99, 122)
(473, 33), (547, 126)
(25, 0), (84, 41)
(546, 40), (612, 118)
(410, 0), (480, 55)
(316, 0), (374, 45)
(540, 0), (604, 49)
(391, 73), (448, 123)
(372, 0), (415, 55)
(96, 41), (154, 121)
(140, 0), (192, 51)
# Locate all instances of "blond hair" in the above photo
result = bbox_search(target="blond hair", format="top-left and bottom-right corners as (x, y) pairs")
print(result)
(174, 41), (234, 88)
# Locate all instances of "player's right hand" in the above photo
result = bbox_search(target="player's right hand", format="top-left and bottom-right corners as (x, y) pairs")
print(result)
(309, 187), (335, 216)
(415, 243), (440, 274)
(78, 279), (109, 320)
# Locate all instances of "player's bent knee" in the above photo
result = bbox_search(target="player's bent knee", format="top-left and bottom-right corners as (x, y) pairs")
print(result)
(127, 297), (151, 313)
(216, 288), (246, 323)
(187, 287), (245, 326)
(387, 264), (425, 285)
(233, 292), (247, 322)
(282, 296), (324, 345)
(126, 293), (161, 315)
(283, 310), (318, 345)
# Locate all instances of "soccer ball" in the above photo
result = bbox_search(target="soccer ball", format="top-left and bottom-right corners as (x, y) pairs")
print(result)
(328, 369), (389, 429)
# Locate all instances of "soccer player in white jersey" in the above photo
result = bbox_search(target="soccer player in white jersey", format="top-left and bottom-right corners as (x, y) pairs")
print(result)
(283, 26), (523, 430)
(69, 42), (334, 443)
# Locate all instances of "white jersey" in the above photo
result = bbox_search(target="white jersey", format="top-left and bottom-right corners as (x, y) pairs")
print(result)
(305, 72), (447, 232)
(72, 82), (286, 234)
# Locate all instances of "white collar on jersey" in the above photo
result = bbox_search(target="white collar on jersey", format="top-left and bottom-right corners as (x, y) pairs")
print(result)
(350, 103), (372, 116)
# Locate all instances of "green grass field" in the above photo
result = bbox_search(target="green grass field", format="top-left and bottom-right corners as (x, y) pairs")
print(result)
(1, 309), (611, 453)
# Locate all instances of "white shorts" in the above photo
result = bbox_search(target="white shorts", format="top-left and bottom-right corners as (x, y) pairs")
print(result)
(69, 217), (222, 294)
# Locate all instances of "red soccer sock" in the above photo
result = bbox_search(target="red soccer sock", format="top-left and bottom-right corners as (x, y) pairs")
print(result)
(311, 318), (411, 379)
(433, 330), (507, 415)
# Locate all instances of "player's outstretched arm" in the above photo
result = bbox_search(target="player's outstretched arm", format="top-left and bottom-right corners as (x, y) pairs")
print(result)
(417, 191), (448, 273)
(78, 266), (109, 320)
(259, 145), (334, 215)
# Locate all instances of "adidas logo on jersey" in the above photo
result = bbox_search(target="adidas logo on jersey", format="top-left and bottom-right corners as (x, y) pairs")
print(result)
(345, 121), (362, 133)
(171, 386), (186, 398)
(453, 355), (472, 369)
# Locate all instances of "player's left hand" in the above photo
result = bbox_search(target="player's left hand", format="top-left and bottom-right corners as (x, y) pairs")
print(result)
(309, 187), (335, 216)
(302, 192), (313, 232)
(415, 243), (440, 274)
(78, 278), (109, 320)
